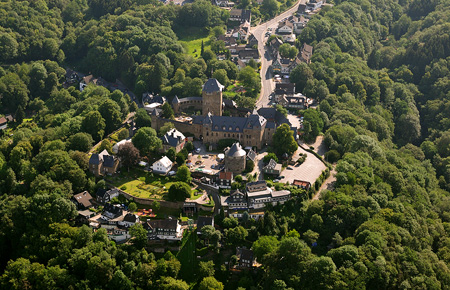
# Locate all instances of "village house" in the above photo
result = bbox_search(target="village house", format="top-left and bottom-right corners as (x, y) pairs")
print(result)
(89, 149), (119, 176)
(144, 218), (183, 240)
(247, 149), (257, 163)
(217, 171), (233, 188)
(293, 179), (312, 190)
(142, 93), (166, 111)
(238, 49), (259, 63)
(152, 156), (173, 175)
(298, 43), (313, 64)
(275, 83), (296, 99)
(161, 128), (186, 153)
(277, 19), (294, 35)
(118, 213), (140, 227)
(246, 181), (291, 209)
(73, 191), (95, 209)
(196, 216), (214, 235)
(247, 34), (258, 48)
(102, 203), (124, 219)
(221, 189), (248, 210)
(237, 248), (255, 269)
(279, 93), (308, 110)
(79, 74), (107, 92)
(96, 188), (120, 204)
(231, 21), (251, 41)
(229, 9), (251, 24)
(269, 37), (283, 58)
(263, 159), (282, 175)
(307, 0), (325, 11)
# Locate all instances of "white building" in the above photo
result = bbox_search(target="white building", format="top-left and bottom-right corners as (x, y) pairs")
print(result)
(152, 156), (173, 175)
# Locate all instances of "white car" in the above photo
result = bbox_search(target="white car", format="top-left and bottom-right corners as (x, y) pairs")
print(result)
(195, 148), (201, 153)
(168, 171), (176, 176)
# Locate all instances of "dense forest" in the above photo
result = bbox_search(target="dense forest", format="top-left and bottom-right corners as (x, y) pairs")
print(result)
(0, 0), (450, 288)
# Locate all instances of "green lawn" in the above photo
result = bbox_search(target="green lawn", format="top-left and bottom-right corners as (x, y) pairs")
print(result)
(177, 230), (198, 282)
(176, 26), (211, 58)
(111, 168), (174, 200)
(111, 168), (199, 200)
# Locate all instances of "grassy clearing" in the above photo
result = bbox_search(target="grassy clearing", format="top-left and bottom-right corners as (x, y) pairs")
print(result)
(177, 230), (198, 281)
(176, 26), (211, 58)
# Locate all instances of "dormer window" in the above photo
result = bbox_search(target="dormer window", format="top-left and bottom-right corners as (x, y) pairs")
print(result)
(236, 127), (239, 131)
(215, 125), (218, 130)
(222, 126), (226, 130)
(229, 126), (232, 131)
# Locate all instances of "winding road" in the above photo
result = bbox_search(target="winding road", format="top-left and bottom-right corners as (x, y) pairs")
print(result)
(251, 0), (306, 108)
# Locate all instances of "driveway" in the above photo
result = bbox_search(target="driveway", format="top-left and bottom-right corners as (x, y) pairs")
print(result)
(278, 146), (327, 185)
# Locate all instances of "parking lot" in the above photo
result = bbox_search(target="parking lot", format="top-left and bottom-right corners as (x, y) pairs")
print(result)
(278, 146), (327, 185)
(190, 141), (223, 175)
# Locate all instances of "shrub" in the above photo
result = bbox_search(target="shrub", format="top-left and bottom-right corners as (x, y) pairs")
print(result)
(121, 185), (127, 190)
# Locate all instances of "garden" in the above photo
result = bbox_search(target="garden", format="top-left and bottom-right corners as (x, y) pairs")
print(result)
(110, 168), (202, 201)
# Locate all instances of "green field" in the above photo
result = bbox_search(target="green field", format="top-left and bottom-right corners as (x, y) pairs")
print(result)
(177, 230), (197, 281)
(176, 27), (211, 58)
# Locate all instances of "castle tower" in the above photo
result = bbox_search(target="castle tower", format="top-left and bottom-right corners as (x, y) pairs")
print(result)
(172, 95), (180, 115)
(202, 78), (224, 116)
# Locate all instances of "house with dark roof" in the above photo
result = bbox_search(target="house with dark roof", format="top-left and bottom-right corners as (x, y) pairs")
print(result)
(89, 149), (119, 176)
(269, 37), (283, 57)
(73, 191), (94, 209)
(144, 218), (182, 240)
(246, 180), (268, 192)
(103, 203), (124, 219)
(229, 9), (251, 24)
(218, 171), (233, 187)
(279, 94), (308, 110)
(237, 248), (254, 268)
(142, 93), (166, 111)
(196, 216), (214, 235)
(238, 49), (259, 63)
(119, 213), (140, 227)
(220, 190), (248, 210)
(275, 83), (296, 98)
(97, 188), (120, 204)
(247, 149), (257, 163)
(161, 128), (186, 153)
(247, 34), (258, 48)
(263, 159), (282, 175)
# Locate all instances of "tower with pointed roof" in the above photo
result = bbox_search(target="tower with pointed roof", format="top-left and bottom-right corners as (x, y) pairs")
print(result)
(202, 78), (224, 117)
(172, 96), (180, 114)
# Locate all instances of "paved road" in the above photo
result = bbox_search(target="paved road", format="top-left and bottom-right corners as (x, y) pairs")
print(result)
(251, 0), (306, 108)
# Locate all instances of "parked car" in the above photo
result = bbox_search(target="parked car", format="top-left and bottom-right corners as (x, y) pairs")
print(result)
(279, 176), (285, 179)
(287, 166), (293, 170)
(168, 171), (176, 176)
(202, 155), (209, 158)
(195, 148), (201, 153)
(273, 179), (280, 183)
(199, 165), (205, 168)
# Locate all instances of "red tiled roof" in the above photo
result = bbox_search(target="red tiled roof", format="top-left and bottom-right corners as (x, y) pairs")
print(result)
(219, 171), (233, 180)
(293, 180), (311, 187)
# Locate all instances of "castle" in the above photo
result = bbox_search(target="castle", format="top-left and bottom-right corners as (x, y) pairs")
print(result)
(150, 79), (296, 150)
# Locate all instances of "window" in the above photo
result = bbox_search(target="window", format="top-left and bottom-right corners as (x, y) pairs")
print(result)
(229, 126), (232, 131)
(222, 126), (226, 130)
(236, 127), (239, 131)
